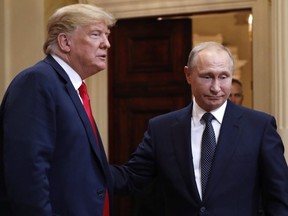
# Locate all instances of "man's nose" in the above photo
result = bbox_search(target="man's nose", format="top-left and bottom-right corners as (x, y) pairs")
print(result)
(100, 35), (111, 48)
(210, 80), (221, 93)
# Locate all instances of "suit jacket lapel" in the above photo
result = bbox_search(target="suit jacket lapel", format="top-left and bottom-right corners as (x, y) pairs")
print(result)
(172, 104), (202, 202)
(65, 83), (103, 158)
(203, 101), (242, 201)
(44, 55), (105, 170)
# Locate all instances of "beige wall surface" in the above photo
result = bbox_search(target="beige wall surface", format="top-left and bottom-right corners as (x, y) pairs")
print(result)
(44, 0), (79, 24)
(0, 0), (5, 97)
(0, 0), (45, 100)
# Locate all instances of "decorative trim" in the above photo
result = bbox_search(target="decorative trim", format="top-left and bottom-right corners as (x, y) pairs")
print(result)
(271, 0), (288, 159)
(82, 0), (256, 18)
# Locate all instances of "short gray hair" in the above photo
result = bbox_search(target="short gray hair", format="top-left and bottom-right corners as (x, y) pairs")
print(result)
(186, 41), (235, 73)
(43, 4), (116, 55)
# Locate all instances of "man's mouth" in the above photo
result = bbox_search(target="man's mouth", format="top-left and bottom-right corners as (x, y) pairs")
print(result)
(98, 54), (107, 60)
(207, 95), (223, 100)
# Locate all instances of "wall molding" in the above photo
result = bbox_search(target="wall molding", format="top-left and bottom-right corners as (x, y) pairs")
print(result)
(81, 0), (256, 18)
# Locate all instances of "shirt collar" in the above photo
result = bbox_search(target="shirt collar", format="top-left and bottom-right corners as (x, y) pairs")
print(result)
(51, 54), (83, 90)
(192, 97), (227, 125)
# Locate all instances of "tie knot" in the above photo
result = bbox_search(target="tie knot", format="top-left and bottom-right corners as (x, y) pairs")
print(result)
(202, 112), (214, 123)
(79, 82), (87, 94)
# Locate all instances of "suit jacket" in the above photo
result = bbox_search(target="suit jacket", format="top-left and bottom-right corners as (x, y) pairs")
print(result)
(111, 101), (288, 216)
(0, 55), (112, 216)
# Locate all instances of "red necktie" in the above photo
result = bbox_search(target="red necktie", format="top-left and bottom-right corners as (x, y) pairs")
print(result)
(78, 82), (110, 216)
(78, 82), (99, 142)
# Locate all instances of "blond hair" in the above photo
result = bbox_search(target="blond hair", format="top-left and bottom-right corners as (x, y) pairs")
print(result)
(43, 4), (116, 55)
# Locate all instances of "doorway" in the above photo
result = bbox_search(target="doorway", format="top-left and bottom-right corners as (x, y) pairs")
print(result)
(108, 17), (192, 216)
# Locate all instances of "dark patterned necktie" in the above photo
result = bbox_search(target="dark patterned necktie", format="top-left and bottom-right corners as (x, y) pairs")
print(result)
(201, 112), (216, 197)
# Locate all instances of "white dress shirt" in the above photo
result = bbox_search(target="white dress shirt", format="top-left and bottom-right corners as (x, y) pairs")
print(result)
(51, 54), (83, 99)
(191, 97), (227, 200)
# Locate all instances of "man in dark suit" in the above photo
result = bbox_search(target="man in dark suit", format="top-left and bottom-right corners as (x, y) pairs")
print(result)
(111, 42), (288, 215)
(0, 4), (115, 216)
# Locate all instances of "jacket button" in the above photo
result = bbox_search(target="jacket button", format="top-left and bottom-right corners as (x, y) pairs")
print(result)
(97, 189), (105, 198)
(200, 206), (206, 213)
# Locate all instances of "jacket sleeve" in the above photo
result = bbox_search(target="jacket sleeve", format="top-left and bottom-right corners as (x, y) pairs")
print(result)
(110, 123), (157, 195)
(261, 116), (288, 215)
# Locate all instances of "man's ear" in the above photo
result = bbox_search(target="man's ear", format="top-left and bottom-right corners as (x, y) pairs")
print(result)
(184, 66), (191, 84)
(57, 33), (71, 53)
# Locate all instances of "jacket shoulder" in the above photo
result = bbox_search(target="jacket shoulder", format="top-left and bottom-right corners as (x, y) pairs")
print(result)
(150, 104), (192, 124)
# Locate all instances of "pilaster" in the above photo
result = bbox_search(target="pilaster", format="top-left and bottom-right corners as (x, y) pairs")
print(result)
(271, 0), (288, 158)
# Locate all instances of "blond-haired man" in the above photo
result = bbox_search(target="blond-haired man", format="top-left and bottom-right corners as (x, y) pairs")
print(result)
(0, 4), (115, 216)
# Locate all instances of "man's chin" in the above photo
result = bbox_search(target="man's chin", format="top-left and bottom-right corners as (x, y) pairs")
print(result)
(206, 100), (225, 110)
(94, 64), (107, 72)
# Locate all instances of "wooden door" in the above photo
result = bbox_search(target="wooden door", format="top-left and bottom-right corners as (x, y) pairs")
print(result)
(108, 17), (192, 216)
